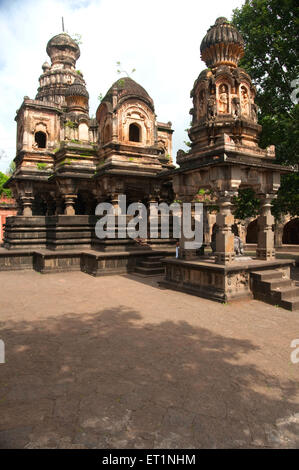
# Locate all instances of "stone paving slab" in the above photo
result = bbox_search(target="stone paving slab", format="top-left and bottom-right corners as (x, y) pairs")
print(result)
(0, 270), (298, 448)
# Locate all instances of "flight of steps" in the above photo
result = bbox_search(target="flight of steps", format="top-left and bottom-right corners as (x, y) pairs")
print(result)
(134, 256), (165, 276)
(251, 269), (299, 311)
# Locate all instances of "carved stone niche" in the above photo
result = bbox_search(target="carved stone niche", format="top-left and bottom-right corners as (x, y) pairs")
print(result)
(240, 84), (250, 117)
(232, 97), (241, 118)
(119, 102), (153, 146)
(207, 89), (216, 121)
(217, 83), (229, 114)
(197, 89), (206, 120)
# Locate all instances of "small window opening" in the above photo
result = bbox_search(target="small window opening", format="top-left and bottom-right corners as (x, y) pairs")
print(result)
(35, 131), (47, 148)
(129, 123), (140, 142)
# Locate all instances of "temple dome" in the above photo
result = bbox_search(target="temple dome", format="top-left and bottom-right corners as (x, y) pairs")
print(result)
(65, 77), (89, 98)
(200, 17), (244, 68)
(46, 33), (80, 58)
(102, 77), (154, 111)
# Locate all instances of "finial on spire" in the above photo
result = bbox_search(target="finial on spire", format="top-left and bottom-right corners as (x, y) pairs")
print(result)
(62, 17), (65, 32)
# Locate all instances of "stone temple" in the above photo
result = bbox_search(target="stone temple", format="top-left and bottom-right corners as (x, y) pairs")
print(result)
(2, 18), (298, 310)
(6, 31), (174, 222)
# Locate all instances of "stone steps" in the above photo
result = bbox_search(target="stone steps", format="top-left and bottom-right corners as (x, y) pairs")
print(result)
(251, 269), (299, 311)
(250, 269), (285, 281)
(134, 256), (165, 276)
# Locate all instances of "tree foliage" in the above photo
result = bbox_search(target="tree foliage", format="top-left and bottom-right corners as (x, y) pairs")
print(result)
(232, 0), (299, 218)
(0, 171), (11, 198)
(233, 188), (260, 221)
(271, 173), (299, 219)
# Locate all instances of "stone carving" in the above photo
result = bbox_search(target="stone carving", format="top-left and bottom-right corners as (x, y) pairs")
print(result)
(218, 84), (229, 114)
(228, 272), (248, 289)
(198, 90), (206, 119)
(232, 97), (241, 118)
(207, 93), (216, 120)
(251, 103), (258, 122)
(240, 85), (250, 116)
(234, 236), (244, 255)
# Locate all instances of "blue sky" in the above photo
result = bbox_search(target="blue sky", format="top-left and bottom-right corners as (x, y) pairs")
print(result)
(0, 0), (243, 172)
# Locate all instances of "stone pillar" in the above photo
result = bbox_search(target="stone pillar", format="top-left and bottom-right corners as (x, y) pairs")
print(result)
(147, 195), (158, 239)
(20, 196), (34, 216)
(63, 195), (77, 215)
(179, 200), (197, 260)
(256, 193), (276, 260)
(214, 192), (235, 264)
(111, 193), (121, 215)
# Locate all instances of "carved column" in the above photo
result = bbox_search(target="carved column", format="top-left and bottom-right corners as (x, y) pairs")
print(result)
(63, 195), (77, 215)
(20, 196), (34, 216)
(214, 192), (236, 264)
(256, 193), (276, 260)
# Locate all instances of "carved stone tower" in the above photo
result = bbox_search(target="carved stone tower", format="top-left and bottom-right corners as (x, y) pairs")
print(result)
(185, 17), (263, 157)
(95, 77), (174, 205)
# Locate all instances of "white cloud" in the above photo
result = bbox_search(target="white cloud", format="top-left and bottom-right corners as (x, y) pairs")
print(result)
(0, 0), (244, 172)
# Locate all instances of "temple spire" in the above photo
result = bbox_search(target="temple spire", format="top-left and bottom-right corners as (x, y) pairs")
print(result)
(62, 17), (65, 32)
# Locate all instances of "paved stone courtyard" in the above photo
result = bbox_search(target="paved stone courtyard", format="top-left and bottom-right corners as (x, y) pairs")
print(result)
(0, 269), (298, 449)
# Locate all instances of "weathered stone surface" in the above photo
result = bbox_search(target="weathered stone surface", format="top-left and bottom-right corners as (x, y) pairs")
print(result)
(0, 269), (299, 448)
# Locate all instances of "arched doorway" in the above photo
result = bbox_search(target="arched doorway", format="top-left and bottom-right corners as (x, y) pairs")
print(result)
(35, 131), (47, 148)
(246, 219), (258, 243)
(282, 218), (299, 244)
(129, 123), (141, 142)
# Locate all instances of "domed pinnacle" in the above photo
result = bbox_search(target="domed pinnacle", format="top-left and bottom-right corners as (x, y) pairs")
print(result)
(46, 32), (80, 68)
(200, 17), (244, 68)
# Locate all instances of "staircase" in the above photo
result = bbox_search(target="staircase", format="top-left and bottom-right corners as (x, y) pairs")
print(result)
(134, 256), (165, 276)
(251, 269), (299, 311)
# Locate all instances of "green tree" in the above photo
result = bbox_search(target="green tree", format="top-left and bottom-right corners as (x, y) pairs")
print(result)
(232, 0), (299, 218)
(0, 171), (11, 198)
(233, 188), (260, 221)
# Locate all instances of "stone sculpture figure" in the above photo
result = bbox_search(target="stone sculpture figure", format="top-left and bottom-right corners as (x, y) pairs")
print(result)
(198, 90), (205, 118)
(232, 97), (241, 118)
(234, 236), (244, 256)
(241, 86), (249, 116)
(207, 94), (216, 120)
(218, 85), (228, 113)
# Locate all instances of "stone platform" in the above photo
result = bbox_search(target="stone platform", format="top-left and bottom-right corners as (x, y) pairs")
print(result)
(0, 247), (174, 276)
(160, 256), (297, 308)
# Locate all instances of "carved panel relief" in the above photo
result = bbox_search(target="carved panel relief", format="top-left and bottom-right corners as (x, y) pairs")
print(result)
(197, 89), (206, 120)
(218, 84), (229, 114)
(240, 85), (250, 116)
(119, 102), (154, 146)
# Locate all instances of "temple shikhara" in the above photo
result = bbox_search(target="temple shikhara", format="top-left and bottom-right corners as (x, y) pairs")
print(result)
(8, 32), (174, 219)
(1, 17), (298, 310)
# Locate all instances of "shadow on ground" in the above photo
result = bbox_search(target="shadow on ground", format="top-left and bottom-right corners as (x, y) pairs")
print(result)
(0, 306), (298, 449)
